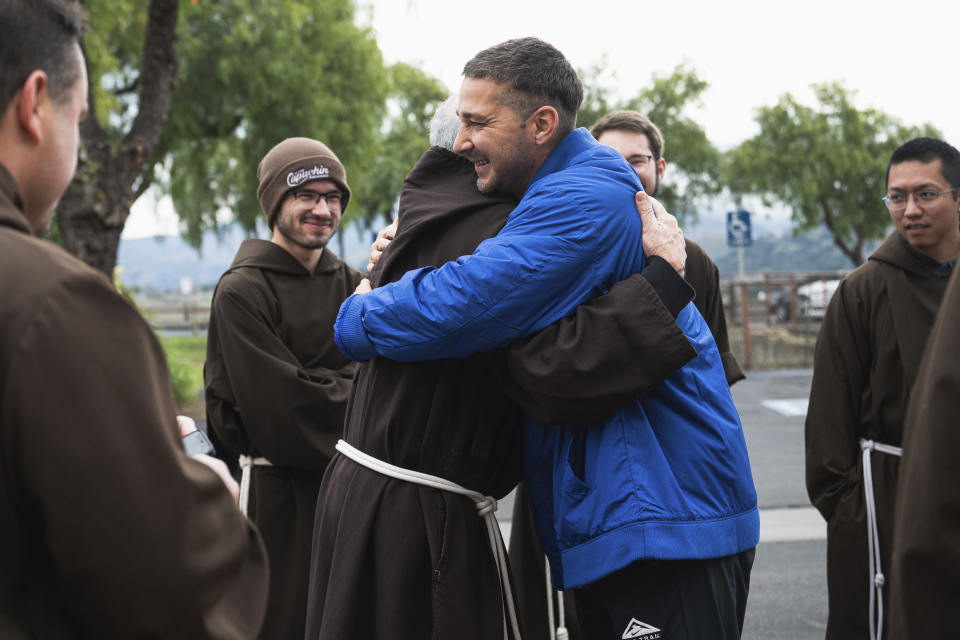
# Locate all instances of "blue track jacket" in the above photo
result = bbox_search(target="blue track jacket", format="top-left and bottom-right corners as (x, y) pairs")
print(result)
(335, 129), (759, 589)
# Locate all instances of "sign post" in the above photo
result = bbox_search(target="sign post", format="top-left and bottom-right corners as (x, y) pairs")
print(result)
(726, 210), (752, 275)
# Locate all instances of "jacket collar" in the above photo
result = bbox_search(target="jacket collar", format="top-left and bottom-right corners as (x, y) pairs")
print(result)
(0, 162), (31, 235)
(527, 128), (598, 190)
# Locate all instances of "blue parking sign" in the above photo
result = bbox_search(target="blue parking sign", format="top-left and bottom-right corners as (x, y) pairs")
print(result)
(727, 210), (752, 247)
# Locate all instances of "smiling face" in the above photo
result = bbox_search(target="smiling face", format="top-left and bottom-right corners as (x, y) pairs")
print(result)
(271, 178), (342, 261)
(886, 159), (960, 261)
(452, 77), (541, 198)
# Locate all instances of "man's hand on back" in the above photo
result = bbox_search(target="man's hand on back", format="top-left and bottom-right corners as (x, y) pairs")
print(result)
(367, 218), (397, 272)
(635, 191), (686, 277)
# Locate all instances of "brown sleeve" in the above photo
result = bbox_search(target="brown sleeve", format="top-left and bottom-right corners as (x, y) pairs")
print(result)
(205, 275), (355, 469)
(804, 279), (869, 520)
(684, 241), (744, 386)
(890, 270), (960, 637)
(8, 274), (267, 637)
(496, 273), (697, 426)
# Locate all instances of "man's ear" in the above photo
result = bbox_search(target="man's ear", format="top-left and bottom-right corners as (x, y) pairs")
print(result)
(529, 105), (559, 146)
(15, 71), (48, 143)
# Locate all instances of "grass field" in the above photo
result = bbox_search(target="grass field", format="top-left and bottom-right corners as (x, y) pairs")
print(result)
(158, 334), (206, 419)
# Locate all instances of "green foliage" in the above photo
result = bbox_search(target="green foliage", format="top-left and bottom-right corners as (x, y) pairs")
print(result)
(350, 62), (449, 229)
(158, 335), (206, 410)
(576, 56), (618, 129)
(138, 0), (390, 246)
(83, 0), (150, 141)
(726, 82), (939, 265)
(579, 62), (721, 224)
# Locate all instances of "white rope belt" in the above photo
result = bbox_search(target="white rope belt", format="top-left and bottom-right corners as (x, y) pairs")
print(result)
(335, 439), (522, 640)
(860, 438), (902, 640)
(545, 559), (569, 640)
(238, 455), (272, 516)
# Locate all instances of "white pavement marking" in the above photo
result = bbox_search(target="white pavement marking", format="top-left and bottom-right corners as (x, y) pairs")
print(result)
(500, 506), (825, 551)
(759, 506), (824, 542)
(762, 398), (809, 417)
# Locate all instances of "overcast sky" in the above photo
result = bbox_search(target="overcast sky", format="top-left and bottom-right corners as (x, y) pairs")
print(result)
(124, 0), (960, 238)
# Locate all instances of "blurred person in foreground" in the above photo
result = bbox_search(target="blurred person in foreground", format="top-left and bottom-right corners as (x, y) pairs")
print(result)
(889, 265), (960, 639)
(0, 0), (267, 636)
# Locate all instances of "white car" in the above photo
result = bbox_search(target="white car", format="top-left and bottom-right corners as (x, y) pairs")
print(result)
(796, 279), (842, 319)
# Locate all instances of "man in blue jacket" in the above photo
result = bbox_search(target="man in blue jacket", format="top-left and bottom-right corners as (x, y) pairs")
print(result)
(330, 38), (758, 639)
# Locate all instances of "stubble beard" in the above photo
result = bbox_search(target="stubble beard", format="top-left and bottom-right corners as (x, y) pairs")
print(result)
(475, 141), (537, 198)
(276, 213), (331, 251)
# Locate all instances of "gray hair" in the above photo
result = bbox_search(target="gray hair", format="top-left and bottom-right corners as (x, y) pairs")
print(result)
(429, 96), (461, 151)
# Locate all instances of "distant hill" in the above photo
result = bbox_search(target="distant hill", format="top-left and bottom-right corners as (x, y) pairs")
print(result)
(118, 224), (375, 291)
(693, 227), (880, 276)
(683, 208), (884, 275)
(118, 214), (884, 292)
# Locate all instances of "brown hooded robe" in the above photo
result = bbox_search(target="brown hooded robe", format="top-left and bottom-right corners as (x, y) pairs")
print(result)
(889, 266), (960, 638)
(0, 164), (268, 638)
(205, 239), (361, 640)
(805, 231), (955, 639)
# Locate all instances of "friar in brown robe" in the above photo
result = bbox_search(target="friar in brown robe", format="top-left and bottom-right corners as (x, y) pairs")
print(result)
(889, 267), (960, 638)
(806, 233), (957, 638)
(0, 164), (269, 636)
(1, 5), (267, 631)
(205, 138), (363, 640)
(806, 136), (960, 639)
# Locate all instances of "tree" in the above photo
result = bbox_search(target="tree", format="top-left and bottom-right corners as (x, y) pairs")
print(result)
(58, 0), (179, 276)
(60, 0), (390, 277)
(158, 0), (388, 249)
(349, 62), (448, 231)
(578, 62), (722, 224)
(726, 82), (939, 266)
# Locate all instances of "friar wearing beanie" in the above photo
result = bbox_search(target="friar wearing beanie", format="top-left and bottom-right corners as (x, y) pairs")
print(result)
(256, 137), (351, 229)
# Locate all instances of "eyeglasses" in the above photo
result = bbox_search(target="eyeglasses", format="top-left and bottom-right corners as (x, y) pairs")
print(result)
(290, 189), (343, 208)
(628, 154), (655, 169)
(882, 187), (960, 210)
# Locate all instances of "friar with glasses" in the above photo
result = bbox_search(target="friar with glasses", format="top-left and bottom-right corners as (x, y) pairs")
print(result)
(204, 137), (363, 640)
(806, 136), (960, 640)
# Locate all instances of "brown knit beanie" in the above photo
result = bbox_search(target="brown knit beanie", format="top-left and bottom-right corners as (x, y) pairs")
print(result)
(256, 137), (351, 229)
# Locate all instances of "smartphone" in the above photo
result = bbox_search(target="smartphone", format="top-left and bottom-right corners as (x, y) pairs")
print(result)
(182, 429), (216, 457)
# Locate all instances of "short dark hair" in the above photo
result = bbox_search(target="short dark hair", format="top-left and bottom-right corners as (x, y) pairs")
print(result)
(886, 137), (960, 190)
(462, 37), (583, 137)
(0, 0), (85, 112)
(591, 111), (665, 160)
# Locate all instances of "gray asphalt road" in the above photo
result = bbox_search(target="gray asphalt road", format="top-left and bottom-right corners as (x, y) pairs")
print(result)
(736, 369), (828, 638)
